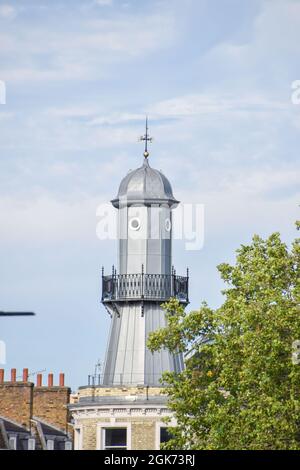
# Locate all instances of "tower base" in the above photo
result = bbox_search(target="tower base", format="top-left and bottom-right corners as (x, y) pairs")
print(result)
(69, 385), (175, 450)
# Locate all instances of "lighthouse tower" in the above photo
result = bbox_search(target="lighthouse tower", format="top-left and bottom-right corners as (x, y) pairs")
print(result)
(70, 121), (189, 450)
(101, 120), (189, 386)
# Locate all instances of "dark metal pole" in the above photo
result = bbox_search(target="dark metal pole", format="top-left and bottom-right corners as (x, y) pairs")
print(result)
(187, 267), (189, 304)
(0, 312), (35, 317)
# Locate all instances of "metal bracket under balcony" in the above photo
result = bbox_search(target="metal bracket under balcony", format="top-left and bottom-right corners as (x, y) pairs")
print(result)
(101, 269), (189, 305)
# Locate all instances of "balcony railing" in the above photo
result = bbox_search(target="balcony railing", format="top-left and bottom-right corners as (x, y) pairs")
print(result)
(102, 268), (189, 304)
(87, 373), (170, 387)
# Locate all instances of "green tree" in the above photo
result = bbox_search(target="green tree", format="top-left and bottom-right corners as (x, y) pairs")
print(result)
(148, 224), (300, 450)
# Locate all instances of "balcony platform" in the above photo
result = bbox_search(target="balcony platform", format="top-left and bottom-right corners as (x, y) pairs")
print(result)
(102, 270), (189, 305)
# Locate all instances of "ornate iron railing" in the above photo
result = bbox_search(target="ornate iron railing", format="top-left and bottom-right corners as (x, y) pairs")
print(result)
(102, 268), (189, 304)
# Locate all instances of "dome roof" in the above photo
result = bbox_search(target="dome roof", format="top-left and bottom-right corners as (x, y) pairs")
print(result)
(111, 157), (179, 208)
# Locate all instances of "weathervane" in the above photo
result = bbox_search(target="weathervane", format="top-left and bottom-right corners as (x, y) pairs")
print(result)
(139, 116), (153, 158)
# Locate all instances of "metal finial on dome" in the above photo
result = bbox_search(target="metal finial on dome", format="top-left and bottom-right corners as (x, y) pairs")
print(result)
(139, 116), (153, 159)
(112, 121), (179, 208)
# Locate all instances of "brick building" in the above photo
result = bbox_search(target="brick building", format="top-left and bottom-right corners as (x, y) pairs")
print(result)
(70, 384), (175, 450)
(0, 368), (73, 450)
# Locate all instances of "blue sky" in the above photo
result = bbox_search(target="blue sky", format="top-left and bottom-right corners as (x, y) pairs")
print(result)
(0, 0), (299, 390)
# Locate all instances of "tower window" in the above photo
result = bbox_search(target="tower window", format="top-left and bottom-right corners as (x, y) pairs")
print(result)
(129, 217), (141, 231)
(104, 428), (127, 450)
(165, 218), (172, 232)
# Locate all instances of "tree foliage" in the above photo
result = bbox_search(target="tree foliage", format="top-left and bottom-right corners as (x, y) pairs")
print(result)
(148, 224), (300, 449)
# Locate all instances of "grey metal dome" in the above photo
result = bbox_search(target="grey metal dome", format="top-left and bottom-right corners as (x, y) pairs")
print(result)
(111, 157), (179, 208)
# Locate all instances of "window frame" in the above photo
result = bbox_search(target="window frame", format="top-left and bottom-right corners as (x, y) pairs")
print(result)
(97, 422), (132, 451)
(74, 425), (83, 451)
(9, 436), (17, 450)
(129, 217), (141, 231)
(46, 439), (55, 450)
(65, 440), (73, 450)
(28, 438), (36, 450)
(155, 422), (176, 450)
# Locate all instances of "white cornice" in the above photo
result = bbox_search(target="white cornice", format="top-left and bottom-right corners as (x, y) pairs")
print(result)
(71, 404), (172, 421)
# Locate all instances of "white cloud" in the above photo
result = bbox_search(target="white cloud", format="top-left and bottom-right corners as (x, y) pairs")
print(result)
(46, 106), (98, 118)
(0, 12), (176, 82)
(46, 108), (146, 125)
(221, 167), (300, 197)
(0, 104), (151, 153)
(94, 0), (113, 5)
(87, 112), (145, 126)
(0, 194), (102, 243)
(148, 92), (288, 119)
(199, 0), (300, 83)
(0, 111), (14, 121)
(0, 4), (16, 19)
(1, 64), (92, 83)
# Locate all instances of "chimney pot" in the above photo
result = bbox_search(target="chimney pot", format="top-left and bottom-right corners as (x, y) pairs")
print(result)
(0, 369), (4, 383)
(37, 373), (42, 387)
(48, 373), (53, 387)
(11, 368), (16, 382)
(23, 368), (29, 382)
(59, 373), (65, 387)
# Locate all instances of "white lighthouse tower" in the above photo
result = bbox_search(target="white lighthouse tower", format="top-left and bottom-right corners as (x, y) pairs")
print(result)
(101, 120), (189, 386)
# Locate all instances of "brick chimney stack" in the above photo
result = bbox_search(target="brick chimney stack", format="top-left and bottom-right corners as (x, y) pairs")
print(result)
(11, 368), (16, 382)
(59, 373), (65, 387)
(0, 369), (71, 432)
(48, 373), (53, 387)
(23, 368), (29, 382)
(33, 372), (71, 432)
(37, 373), (42, 387)
(0, 368), (33, 429)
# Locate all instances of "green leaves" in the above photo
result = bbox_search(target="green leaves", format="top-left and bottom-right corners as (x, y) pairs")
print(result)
(148, 224), (300, 449)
